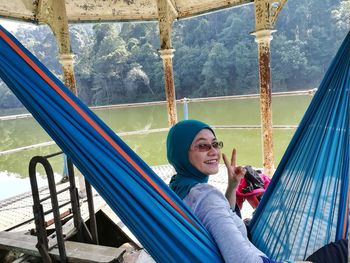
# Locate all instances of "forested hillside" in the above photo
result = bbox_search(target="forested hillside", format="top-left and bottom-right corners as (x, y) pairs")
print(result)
(0, 0), (348, 110)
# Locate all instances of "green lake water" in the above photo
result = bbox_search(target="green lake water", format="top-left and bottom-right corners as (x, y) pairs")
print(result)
(0, 95), (312, 180)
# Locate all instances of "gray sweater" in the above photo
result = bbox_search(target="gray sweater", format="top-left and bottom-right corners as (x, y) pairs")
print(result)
(183, 183), (266, 263)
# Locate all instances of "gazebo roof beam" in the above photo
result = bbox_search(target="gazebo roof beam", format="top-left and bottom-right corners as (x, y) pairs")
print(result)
(165, 0), (178, 18)
(270, 0), (287, 27)
(0, 0), (255, 25)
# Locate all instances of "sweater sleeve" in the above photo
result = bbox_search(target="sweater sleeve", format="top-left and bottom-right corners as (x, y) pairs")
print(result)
(184, 184), (266, 263)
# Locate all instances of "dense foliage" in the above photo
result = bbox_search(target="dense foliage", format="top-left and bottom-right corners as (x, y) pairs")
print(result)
(0, 0), (348, 110)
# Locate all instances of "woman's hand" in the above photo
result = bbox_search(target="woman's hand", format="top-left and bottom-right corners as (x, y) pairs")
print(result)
(223, 148), (246, 208)
(223, 148), (246, 189)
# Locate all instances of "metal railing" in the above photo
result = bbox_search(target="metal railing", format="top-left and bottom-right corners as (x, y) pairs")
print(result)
(0, 89), (315, 157)
(29, 151), (98, 262)
(0, 89), (316, 121)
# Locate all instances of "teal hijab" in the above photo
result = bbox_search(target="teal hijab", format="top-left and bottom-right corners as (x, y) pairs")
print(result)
(167, 120), (215, 199)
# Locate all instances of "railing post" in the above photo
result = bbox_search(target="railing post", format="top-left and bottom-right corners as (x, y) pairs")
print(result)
(67, 158), (84, 242)
(85, 179), (99, 244)
(29, 156), (66, 262)
(183, 97), (189, 120)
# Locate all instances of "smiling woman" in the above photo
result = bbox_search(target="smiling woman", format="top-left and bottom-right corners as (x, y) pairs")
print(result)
(166, 119), (314, 263)
(167, 120), (264, 262)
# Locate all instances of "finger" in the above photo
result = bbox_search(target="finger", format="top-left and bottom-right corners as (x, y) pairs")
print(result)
(231, 148), (236, 167)
(222, 153), (230, 168)
(235, 166), (246, 177)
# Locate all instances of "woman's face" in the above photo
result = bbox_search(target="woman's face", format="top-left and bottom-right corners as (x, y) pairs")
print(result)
(188, 129), (221, 175)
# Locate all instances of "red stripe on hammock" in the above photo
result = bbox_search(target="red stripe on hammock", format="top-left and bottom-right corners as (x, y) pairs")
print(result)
(0, 29), (197, 230)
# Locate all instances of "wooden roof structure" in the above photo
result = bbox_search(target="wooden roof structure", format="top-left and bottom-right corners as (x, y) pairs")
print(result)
(0, 0), (253, 23)
(0, 0), (289, 175)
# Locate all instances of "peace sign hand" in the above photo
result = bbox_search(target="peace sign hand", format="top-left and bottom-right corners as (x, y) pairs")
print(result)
(222, 148), (246, 208)
(222, 148), (246, 189)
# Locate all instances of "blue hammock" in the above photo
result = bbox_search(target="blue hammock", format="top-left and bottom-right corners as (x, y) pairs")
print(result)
(0, 24), (348, 262)
(0, 25), (223, 263)
(250, 32), (349, 261)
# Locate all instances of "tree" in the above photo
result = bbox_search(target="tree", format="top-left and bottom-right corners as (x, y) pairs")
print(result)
(0, 83), (22, 109)
(76, 23), (131, 105)
(332, 0), (350, 31)
(200, 43), (232, 97)
(271, 35), (310, 91)
(231, 41), (258, 94)
(124, 66), (152, 99)
(0, 24), (61, 111)
(173, 45), (208, 98)
(15, 25), (62, 78)
(120, 23), (164, 101)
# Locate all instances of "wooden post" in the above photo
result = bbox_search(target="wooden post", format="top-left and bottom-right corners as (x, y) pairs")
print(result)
(46, 0), (85, 194)
(45, 0), (77, 95)
(252, 29), (275, 177)
(59, 53), (77, 96)
(159, 49), (177, 126)
(252, 0), (288, 176)
(157, 0), (178, 126)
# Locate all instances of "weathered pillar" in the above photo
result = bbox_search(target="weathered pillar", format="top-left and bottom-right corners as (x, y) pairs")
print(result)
(59, 53), (77, 95)
(252, 29), (275, 176)
(43, 0), (85, 194)
(252, 0), (286, 176)
(43, 0), (77, 95)
(159, 49), (177, 126)
(156, 0), (178, 126)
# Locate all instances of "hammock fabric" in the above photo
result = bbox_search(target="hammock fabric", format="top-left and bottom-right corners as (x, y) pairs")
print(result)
(250, 31), (349, 261)
(0, 23), (348, 262)
(0, 25), (223, 263)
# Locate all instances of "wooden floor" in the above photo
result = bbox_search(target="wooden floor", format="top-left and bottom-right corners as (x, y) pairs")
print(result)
(0, 180), (107, 232)
(0, 164), (176, 232)
(0, 231), (126, 263)
(0, 163), (254, 235)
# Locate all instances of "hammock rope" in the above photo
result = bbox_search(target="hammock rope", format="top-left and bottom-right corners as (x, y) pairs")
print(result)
(250, 32), (349, 261)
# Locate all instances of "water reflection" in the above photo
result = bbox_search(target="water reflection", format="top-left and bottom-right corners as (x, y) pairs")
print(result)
(0, 171), (63, 201)
(0, 96), (311, 198)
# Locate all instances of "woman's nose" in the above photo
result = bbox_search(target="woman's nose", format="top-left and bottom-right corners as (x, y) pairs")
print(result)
(208, 146), (219, 155)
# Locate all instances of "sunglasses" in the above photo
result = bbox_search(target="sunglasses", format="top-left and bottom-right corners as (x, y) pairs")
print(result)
(192, 141), (224, 152)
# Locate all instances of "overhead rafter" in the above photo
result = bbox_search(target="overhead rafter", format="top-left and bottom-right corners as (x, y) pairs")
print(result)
(270, 0), (287, 27)
(165, 0), (178, 18)
(0, 0), (254, 24)
(254, 0), (288, 30)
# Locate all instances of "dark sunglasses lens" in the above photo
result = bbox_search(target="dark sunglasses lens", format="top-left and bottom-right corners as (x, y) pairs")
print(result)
(212, 141), (223, 149)
(198, 144), (211, 151)
(195, 141), (223, 151)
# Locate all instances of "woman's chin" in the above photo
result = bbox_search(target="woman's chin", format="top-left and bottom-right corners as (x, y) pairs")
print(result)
(203, 166), (219, 175)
